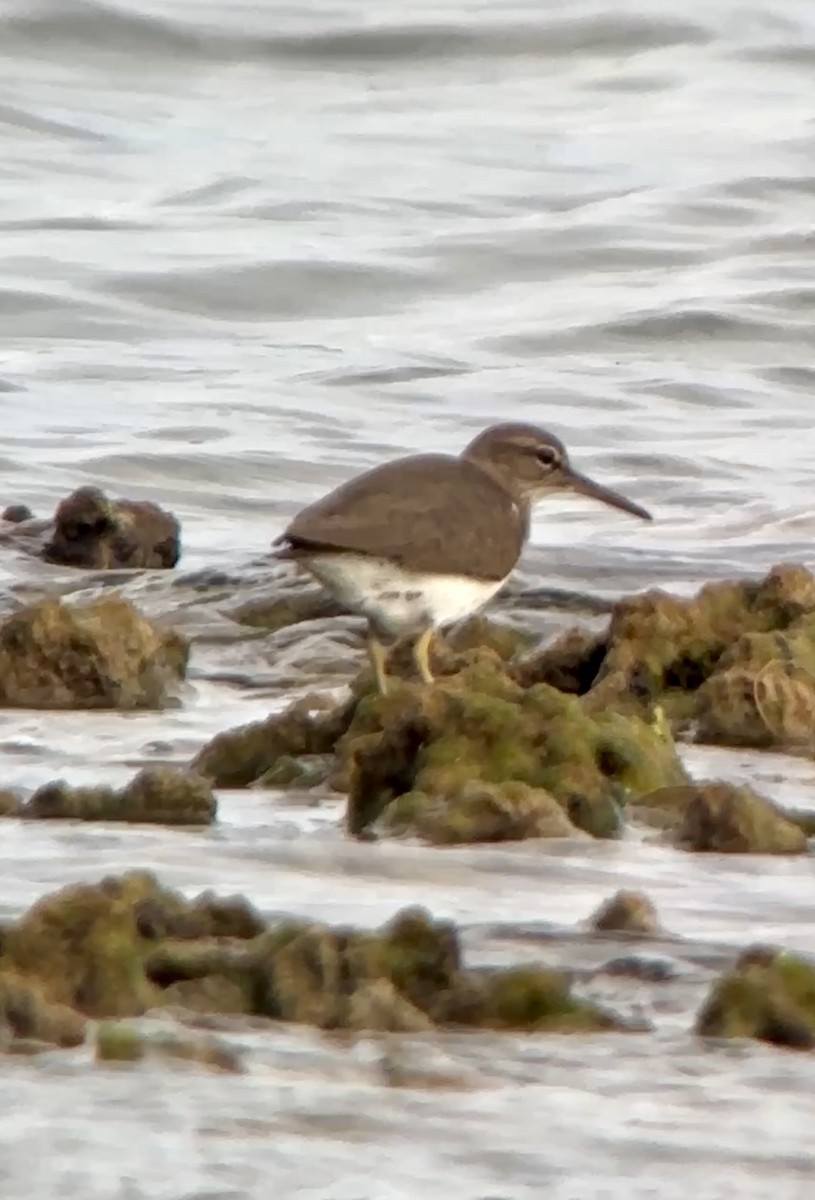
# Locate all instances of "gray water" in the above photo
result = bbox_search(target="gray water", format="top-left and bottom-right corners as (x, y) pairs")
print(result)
(2, 0), (815, 1196)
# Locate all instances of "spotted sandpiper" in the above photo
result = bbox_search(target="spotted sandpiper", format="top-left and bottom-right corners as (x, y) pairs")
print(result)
(273, 422), (651, 694)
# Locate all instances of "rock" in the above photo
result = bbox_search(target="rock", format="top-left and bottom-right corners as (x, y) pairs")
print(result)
(252, 754), (331, 790)
(0, 874), (630, 1037)
(0, 790), (21, 817)
(229, 589), (345, 632)
(342, 656), (687, 839)
(0, 972), (87, 1048)
(513, 627), (608, 693)
(20, 768), (216, 827)
(118, 768), (216, 826)
(696, 946), (815, 1049)
(465, 966), (622, 1034)
(2, 872), (165, 1017)
(95, 1021), (145, 1062)
(0, 595), (187, 709)
(95, 1022), (243, 1072)
(1, 504), (33, 524)
(190, 699), (354, 788)
(41, 486), (180, 569)
(589, 889), (661, 935)
(384, 781), (581, 845)
(509, 563), (815, 746)
(674, 782), (808, 855)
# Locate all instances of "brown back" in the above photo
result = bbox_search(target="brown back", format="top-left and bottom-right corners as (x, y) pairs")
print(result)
(276, 453), (528, 581)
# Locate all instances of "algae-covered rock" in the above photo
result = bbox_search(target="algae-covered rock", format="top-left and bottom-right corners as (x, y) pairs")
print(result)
(384, 781), (581, 845)
(2, 872), (165, 1017)
(95, 1021), (146, 1062)
(0, 972), (87, 1048)
(118, 768), (216, 826)
(0, 875), (631, 1038)
(696, 946), (815, 1049)
(466, 966), (621, 1034)
(0, 789), (21, 817)
(674, 782), (808, 855)
(0, 595), (187, 709)
(343, 658), (687, 838)
(190, 700), (354, 788)
(20, 768), (216, 827)
(253, 754), (331, 790)
(95, 1022), (243, 1072)
(511, 563), (815, 747)
(589, 889), (660, 935)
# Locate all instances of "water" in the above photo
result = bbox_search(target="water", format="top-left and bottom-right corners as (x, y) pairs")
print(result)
(1, 0), (815, 1195)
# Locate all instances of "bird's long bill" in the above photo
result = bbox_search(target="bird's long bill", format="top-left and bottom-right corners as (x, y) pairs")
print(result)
(562, 467), (652, 521)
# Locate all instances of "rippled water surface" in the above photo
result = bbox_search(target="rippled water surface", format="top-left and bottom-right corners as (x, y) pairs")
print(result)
(2, 0), (815, 1196)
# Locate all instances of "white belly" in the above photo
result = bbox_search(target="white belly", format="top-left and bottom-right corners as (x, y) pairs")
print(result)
(304, 553), (506, 638)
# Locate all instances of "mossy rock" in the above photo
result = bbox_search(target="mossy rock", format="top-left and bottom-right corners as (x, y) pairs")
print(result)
(0, 595), (187, 710)
(343, 660), (687, 838)
(0, 972), (87, 1048)
(21, 768), (217, 827)
(465, 966), (621, 1034)
(383, 781), (581, 845)
(696, 946), (815, 1049)
(589, 889), (660, 935)
(634, 781), (809, 853)
(190, 700), (354, 788)
(252, 754), (331, 790)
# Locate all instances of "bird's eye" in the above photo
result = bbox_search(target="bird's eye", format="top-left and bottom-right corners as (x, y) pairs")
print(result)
(536, 446), (560, 469)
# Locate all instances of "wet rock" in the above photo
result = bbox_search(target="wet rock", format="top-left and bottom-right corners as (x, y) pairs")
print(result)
(2, 872), (166, 1017)
(0, 972), (87, 1048)
(1, 875), (629, 1037)
(0, 790), (21, 817)
(342, 656), (687, 839)
(0, 595), (187, 709)
(513, 563), (815, 745)
(190, 699), (354, 788)
(673, 782), (808, 855)
(1, 504), (33, 524)
(41, 486), (180, 569)
(95, 1021), (243, 1072)
(384, 781), (581, 845)
(252, 753), (331, 790)
(513, 627), (608, 693)
(95, 1020), (145, 1062)
(696, 945), (815, 1049)
(465, 966), (623, 1034)
(20, 768), (216, 827)
(118, 768), (216, 826)
(589, 889), (661, 935)
(697, 657), (815, 752)
(229, 588), (345, 633)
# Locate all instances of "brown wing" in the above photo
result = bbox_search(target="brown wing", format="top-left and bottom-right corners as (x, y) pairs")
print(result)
(274, 453), (526, 581)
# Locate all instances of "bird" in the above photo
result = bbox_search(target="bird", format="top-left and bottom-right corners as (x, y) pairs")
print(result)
(272, 422), (651, 694)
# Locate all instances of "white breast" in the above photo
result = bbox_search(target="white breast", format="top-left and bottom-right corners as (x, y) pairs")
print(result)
(303, 553), (506, 638)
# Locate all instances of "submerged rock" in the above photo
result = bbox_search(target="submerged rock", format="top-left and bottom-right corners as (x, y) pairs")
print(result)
(0, 595), (187, 709)
(0, 874), (626, 1038)
(20, 767), (216, 827)
(95, 1022), (243, 1072)
(696, 946), (815, 1049)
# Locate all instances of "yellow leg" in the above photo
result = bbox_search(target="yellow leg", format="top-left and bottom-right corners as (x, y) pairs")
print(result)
(367, 632), (391, 696)
(412, 627), (435, 686)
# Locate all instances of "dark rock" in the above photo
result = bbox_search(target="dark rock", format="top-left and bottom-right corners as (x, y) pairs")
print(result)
(42, 486), (180, 569)
(589, 889), (661, 935)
